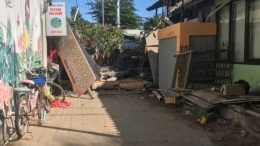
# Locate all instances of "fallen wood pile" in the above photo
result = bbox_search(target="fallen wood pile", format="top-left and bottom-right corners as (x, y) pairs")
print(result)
(99, 66), (129, 80)
(179, 90), (260, 109)
(92, 78), (151, 91)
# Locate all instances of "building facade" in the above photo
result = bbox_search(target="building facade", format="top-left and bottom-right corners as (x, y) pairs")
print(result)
(147, 0), (260, 91)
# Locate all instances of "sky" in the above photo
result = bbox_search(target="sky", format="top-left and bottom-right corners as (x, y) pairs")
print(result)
(52, 0), (160, 22)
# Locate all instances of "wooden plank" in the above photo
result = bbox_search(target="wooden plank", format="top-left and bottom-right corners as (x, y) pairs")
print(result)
(184, 51), (192, 89)
(97, 91), (144, 95)
(239, 95), (260, 99)
(191, 90), (227, 104)
(181, 94), (214, 108)
(119, 79), (141, 83)
(172, 51), (192, 89)
(94, 81), (120, 86)
(94, 79), (142, 87)
(119, 81), (143, 89)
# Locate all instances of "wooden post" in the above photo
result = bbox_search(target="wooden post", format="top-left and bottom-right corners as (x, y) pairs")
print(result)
(87, 88), (94, 99)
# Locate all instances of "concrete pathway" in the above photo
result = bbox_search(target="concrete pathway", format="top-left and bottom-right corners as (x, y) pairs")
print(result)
(8, 93), (213, 146)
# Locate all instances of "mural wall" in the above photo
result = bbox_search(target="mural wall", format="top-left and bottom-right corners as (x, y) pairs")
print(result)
(0, 0), (43, 105)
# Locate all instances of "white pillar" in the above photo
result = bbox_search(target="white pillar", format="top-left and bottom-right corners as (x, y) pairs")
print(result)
(102, 0), (104, 25)
(42, 2), (48, 67)
(116, 0), (120, 28)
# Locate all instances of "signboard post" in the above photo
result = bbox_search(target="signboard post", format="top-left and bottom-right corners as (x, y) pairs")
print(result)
(46, 2), (67, 36)
(58, 25), (96, 96)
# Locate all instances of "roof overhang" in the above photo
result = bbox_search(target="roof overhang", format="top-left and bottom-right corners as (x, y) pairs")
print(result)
(146, 0), (200, 12)
(146, 0), (164, 11)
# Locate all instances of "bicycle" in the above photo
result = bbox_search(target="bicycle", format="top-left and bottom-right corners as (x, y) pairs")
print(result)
(46, 68), (66, 102)
(13, 68), (46, 138)
(35, 61), (65, 103)
(0, 81), (15, 144)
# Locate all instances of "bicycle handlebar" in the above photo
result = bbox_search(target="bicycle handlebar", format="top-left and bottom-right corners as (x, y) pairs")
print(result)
(19, 68), (38, 76)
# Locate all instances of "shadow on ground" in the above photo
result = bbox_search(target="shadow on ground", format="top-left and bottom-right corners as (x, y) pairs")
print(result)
(7, 93), (214, 146)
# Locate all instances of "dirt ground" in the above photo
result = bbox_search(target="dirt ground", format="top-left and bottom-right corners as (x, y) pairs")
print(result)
(175, 106), (260, 146)
(205, 118), (260, 146)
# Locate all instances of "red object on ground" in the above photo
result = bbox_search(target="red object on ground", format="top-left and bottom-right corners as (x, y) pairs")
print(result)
(51, 100), (72, 107)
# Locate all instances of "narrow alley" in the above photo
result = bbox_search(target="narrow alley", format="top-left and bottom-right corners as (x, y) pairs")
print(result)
(1, 0), (260, 145)
(8, 94), (213, 146)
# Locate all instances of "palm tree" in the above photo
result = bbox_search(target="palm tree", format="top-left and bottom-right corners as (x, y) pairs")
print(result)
(143, 14), (165, 31)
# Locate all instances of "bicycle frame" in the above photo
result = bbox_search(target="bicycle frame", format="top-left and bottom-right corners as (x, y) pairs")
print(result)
(19, 79), (40, 112)
(28, 89), (39, 111)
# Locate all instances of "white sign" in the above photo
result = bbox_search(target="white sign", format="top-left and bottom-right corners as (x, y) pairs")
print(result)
(46, 2), (67, 36)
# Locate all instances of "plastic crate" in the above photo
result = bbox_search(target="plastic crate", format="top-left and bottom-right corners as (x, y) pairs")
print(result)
(29, 76), (46, 85)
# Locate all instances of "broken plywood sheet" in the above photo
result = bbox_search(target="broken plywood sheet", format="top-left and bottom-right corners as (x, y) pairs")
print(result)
(181, 94), (215, 109)
(190, 90), (260, 105)
(191, 90), (228, 105)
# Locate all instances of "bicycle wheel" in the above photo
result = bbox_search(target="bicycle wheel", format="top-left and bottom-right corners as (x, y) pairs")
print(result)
(37, 93), (43, 120)
(46, 81), (65, 102)
(2, 102), (15, 142)
(3, 116), (14, 142)
(14, 94), (29, 138)
(43, 96), (51, 113)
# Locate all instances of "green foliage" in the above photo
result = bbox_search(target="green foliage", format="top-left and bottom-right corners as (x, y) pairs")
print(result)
(71, 6), (123, 64)
(71, 6), (92, 31)
(81, 23), (124, 59)
(143, 14), (165, 31)
(86, 0), (142, 29)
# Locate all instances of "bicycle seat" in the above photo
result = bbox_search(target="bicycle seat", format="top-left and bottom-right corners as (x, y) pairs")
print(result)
(19, 79), (35, 85)
(13, 88), (30, 92)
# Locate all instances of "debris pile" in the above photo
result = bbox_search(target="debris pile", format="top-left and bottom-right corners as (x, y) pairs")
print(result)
(147, 44), (260, 138)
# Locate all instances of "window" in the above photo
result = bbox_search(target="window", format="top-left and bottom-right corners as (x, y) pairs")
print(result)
(217, 0), (260, 64)
(249, 0), (260, 59)
(231, 1), (245, 62)
(217, 5), (230, 44)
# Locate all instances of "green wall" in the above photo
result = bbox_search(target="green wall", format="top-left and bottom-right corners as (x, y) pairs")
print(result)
(233, 64), (260, 92)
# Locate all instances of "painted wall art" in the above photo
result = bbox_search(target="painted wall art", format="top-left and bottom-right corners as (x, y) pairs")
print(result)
(0, 0), (43, 111)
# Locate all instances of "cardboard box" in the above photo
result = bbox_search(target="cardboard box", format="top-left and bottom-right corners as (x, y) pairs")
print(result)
(220, 84), (246, 95)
